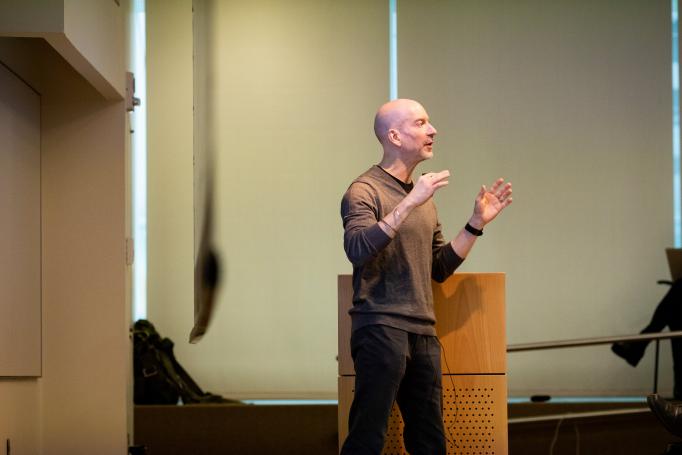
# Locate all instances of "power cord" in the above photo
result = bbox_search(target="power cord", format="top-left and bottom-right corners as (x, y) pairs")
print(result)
(549, 417), (564, 455)
(549, 418), (582, 455)
(436, 337), (460, 451)
(574, 422), (581, 455)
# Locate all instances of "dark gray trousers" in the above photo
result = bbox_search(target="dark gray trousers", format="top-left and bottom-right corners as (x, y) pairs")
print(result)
(340, 324), (446, 455)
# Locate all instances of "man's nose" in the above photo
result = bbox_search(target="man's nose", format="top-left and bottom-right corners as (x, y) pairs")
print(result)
(428, 123), (437, 135)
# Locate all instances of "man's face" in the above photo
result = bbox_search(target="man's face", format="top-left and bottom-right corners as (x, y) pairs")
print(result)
(395, 102), (438, 161)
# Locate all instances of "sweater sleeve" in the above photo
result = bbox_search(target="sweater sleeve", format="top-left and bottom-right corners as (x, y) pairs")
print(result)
(341, 182), (392, 267)
(431, 218), (464, 283)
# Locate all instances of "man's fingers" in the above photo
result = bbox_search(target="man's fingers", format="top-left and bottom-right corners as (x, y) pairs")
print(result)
(424, 170), (450, 184)
(418, 170), (450, 193)
(489, 180), (512, 200)
(434, 170), (450, 180)
(489, 178), (505, 193)
(497, 185), (512, 201)
(433, 180), (449, 190)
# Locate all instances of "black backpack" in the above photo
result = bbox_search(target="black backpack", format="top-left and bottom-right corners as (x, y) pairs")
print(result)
(133, 319), (235, 405)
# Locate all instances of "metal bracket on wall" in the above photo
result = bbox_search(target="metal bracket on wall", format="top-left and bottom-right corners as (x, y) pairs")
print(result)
(126, 238), (135, 266)
(126, 72), (141, 112)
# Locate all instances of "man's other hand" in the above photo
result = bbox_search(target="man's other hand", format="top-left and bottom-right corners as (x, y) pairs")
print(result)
(469, 178), (513, 229)
(407, 170), (450, 207)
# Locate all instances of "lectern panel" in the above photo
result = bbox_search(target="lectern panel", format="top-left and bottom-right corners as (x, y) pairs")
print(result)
(339, 274), (506, 375)
(434, 274), (506, 374)
(338, 275), (354, 375)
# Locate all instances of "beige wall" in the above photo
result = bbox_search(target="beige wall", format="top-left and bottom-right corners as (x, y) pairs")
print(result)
(147, 0), (388, 399)
(146, 0), (195, 357)
(61, 0), (126, 98)
(398, 0), (673, 396)
(0, 0), (125, 99)
(0, 61), (41, 378)
(40, 52), (128, 453)
(0, 1), (63, 35)
(209, 0), (387, 399)
(147, 1), (676, 399)
(0, 380), (41, 454)
(0, 0), (131, 452)
(0, 36), (45, 455)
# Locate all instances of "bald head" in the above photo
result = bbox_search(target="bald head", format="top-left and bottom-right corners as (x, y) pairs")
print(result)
(373, 99), (426, 146)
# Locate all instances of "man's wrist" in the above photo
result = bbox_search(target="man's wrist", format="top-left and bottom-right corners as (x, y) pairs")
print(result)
(379, 219), (397, 235)
(468, 216), (485, 230)
(401, 195), (418, 211)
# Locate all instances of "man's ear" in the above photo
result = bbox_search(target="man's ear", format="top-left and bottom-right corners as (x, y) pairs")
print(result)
(388, 128), (401, 147)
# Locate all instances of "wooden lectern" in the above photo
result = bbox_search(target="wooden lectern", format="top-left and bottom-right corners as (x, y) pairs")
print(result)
(338, 273), (508, 455)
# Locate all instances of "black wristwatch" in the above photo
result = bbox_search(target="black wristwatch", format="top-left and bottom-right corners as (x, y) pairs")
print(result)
(465, 222), (483, 236)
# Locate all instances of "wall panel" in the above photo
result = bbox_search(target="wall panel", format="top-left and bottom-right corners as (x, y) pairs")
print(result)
(398, 0), (673, 395)
(196, 0), (387, 398)
(0, 61), (41, 377)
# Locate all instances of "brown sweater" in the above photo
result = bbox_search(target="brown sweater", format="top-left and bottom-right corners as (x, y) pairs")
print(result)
(340, 165), (463, 335)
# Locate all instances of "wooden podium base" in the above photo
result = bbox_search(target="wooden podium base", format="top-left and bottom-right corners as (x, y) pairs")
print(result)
(338, 374), (508, 455)
(338, 273), (508, 454)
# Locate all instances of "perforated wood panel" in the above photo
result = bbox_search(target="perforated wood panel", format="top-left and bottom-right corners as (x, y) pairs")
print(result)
(339, 375), (508, 455)
(383, 405), (405, 453)
(442, 377), (505, 455)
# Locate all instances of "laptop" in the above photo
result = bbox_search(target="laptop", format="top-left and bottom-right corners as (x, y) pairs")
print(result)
(666, 248), (682, 281)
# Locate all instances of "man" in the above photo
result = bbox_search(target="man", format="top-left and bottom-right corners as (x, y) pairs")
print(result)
(340, 98), (512, 454)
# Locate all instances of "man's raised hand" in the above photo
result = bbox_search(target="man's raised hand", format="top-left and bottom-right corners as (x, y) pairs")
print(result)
(407, 170), (450, 207)
(469, 178), (513, 228)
